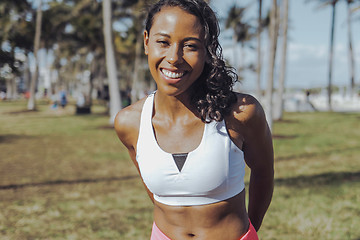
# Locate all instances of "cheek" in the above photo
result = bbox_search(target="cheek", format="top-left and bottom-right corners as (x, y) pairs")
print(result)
(150, 48), (162, 58)
(148, 49), (166, 71)
(148, 42), (164, 58)
(189, 54), (206, 74)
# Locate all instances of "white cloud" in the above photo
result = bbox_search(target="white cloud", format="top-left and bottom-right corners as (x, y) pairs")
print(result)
(288, 43), (327, 61)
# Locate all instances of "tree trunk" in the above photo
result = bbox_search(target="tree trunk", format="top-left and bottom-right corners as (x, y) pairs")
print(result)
(240, 42), (246, 73)
(232, 34), (240, 76)
(274, 0), (289, 121)
(24, 52), (31, 91)
(131, 28), (145, 104)
(102, 0), (122, 125)
(27, 0), (42, 110)
(265, 0), (279, 130)
(347, 0), (355, 97)
(5, 78), (15, 99)
(7, 48), (18, 100)
(88, 59), (96, 108)
(256, 0), (262, 99)
(327, 1), (337, 111)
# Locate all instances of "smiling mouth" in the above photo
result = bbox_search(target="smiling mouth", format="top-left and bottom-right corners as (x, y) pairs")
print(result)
(161, 69), (186, 79)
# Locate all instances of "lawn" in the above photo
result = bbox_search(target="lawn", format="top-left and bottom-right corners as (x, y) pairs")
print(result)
(0, 100), (359, 240)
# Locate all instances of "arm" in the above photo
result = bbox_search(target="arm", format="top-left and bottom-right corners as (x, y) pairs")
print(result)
(242, 98), (274, 231)
(227, 94), (274, 231)
(114, 103), (155, 203)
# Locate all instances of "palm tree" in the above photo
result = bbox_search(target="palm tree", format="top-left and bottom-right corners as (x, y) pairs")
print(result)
(265, 0), (279, 129)
(346, 0), (355, 97)
(308, 0), (339, 111)
(256, 0), (263, 99)
(225, 5), (253, 77)
(327, 0), (338, 111)
(27, 0), (43, 111)
(274, 0), (289, 121)
(102, 0), (122, 124)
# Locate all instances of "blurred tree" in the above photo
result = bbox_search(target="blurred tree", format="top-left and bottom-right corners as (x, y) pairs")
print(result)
(129, 0), (157, 103)
(326, 0), (338, 111)
(49, 0), (106, 110)
(307, 0), (339, 111)
(346, 0), (355, 97)
(111, 0), (157, 104)
(265, 0), (279, 129)
(0, 0), (32, 98)
(274, 0), (289, 121)
(103, 0), (122, 124)
(255, 1), (270, 100)
(256, 0), (263, 99)
(130, 11), (147, 103)
(27, 0), (43, 111)
(225, 5), (254, 77)
(40, 0), (74, 97)
(0, 0), (159, 111)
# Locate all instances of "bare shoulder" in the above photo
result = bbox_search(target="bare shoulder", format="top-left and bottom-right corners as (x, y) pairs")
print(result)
(114, 97), (147, 149)
(230, 92), (267, 129)
(225, 93), (269, 150)
(229, 93), (273, 169)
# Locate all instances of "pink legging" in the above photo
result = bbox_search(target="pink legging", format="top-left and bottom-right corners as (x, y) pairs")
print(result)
(150, 220), (259, 240)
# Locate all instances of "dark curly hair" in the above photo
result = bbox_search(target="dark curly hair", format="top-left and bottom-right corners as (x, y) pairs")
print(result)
(145, 0), (238, 122)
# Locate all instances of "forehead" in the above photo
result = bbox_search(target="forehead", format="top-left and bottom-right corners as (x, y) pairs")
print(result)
(150, 6), (204, 39)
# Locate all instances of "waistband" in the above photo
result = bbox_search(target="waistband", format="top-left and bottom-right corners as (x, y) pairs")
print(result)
(150, 219), (259, 240)
(150, 222), (171, 240)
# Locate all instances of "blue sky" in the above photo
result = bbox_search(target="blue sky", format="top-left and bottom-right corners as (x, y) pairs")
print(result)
(24, 0), (359, 91)
(211, 0), (360, 90)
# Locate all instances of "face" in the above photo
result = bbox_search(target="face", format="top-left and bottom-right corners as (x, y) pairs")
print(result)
(144, 6), (207, 98)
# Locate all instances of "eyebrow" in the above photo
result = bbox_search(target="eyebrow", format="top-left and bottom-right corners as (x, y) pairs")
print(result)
(153, 33), (203, 43)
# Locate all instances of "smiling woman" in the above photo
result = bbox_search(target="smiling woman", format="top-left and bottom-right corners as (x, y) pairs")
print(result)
(114, 0), (274, 239)
(144, 7), (206, 97)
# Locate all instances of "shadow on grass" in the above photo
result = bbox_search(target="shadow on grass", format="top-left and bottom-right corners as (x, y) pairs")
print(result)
(272, 134), (298, 139)
(275, 171), (360, 187)
(97, 125), (115, 130)
(274, 119), (300, 124)
(276, 145), (360, 162)
(0, 134), (36, 143)
(0, 175), (139, 190)
(5, 109), (39, 114)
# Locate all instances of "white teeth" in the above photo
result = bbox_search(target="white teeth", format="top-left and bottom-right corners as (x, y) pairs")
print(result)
(162, 69), (185, 79)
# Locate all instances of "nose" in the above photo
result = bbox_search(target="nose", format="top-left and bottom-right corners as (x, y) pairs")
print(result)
(166, 44), (183, 65)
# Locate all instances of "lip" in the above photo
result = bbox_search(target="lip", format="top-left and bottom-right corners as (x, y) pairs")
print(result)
(160, 68), (188, 84)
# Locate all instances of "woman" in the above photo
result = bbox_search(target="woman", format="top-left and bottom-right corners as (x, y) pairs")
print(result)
(114, 0), (274, 239)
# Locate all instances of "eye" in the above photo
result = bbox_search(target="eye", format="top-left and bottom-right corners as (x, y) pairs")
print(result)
(184, 43), (198, 51)
(156, 40), (169, 47)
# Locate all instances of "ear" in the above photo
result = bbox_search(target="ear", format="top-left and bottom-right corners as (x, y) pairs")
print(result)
(144, 30), (149, 55)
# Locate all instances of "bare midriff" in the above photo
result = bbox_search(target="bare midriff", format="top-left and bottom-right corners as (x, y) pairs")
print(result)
(153, 190), (249, 240)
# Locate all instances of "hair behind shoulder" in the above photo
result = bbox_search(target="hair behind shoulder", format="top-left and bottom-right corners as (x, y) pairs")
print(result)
(145, 0), (238, 122)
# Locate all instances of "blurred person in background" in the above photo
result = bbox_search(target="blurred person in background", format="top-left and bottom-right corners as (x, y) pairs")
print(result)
(59, 89), (67, 108)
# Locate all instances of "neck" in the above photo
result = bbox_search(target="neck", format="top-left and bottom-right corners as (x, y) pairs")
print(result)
(154, 91), (199, 121)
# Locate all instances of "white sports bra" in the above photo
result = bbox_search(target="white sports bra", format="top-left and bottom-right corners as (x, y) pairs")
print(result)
(136, 92), (245, 206)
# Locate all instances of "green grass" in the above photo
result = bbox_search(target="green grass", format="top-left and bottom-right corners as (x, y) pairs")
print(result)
(0, 100), (359, 239)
